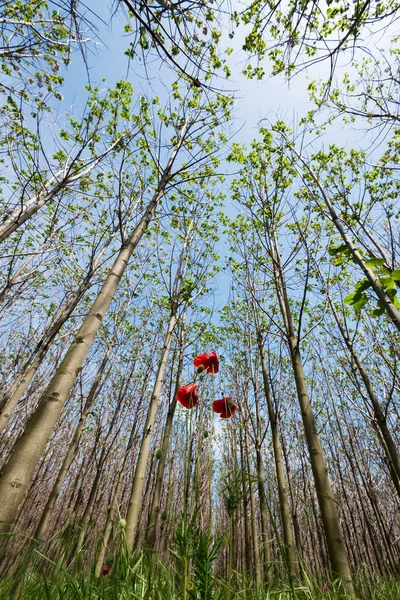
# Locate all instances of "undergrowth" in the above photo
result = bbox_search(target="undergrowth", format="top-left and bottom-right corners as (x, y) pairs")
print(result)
(0, 547), (398, 600)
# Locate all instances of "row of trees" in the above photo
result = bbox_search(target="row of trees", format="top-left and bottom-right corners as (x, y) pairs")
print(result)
(0, 0), (399, 597)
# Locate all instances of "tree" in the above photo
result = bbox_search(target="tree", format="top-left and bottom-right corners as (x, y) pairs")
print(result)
(228, 140), (354, 593)
(0, 83), (230, 533)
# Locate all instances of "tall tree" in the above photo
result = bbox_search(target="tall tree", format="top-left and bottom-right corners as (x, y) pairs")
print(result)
(0, 85), (229, 533)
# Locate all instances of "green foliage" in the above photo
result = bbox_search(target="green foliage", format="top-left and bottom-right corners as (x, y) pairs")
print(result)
(236, 0), (400, 80)
(1, 544), (399, 600)
(188, 532), (224, 600)
(222, 472), (242, 517)
(121, 0), (231, 89)
(0, 0), (91, 107)
(344, 278), (371, 314)
(343, 262), (400, 316)
(170, 515), (225, 600)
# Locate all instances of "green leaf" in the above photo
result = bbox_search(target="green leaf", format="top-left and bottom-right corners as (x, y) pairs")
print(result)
(380, 275), (395, 290)
(344, 291), (358, 305)
(371, 306), (385, 317)
(390, 269), (400, 281)
(328, 243), (348, 256)
(352, 294), (369, 314)
(365, 258), (385, 268)
(354, 278), (371, 293)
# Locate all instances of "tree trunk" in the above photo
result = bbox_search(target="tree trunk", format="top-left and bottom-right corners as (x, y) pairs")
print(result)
(33, 322), (123, 542)
(0, 218), (131, 428)
(244, 423), (261, 586)
(280, 430), (302, 559)
(270, 231), (354, 594)
(145, 325), (185, 549)
(332, 402), (385, 573)
(0, 137), (123, 244)
(323, 282), (400, 495)
(254, 318), (298, 578)
(239, 428), (251, 579)
(94, 407), (143, 577)
(125, 311), (177, 549)
(0, 125), (187, 533)
(290, 142), (400, 332)
(0, 279), (91, 430)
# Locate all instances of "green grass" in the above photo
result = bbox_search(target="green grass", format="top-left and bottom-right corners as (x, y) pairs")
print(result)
(0, 548), (398, 600)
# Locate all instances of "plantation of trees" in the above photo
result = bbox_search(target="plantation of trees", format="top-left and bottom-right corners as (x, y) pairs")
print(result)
(0, 1), (399, 598)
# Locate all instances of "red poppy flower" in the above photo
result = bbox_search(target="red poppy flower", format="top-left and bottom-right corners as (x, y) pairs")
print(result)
(212, 397), (237, 419)
(193, 350), (219, 374)
(102, 565), (111, 576)
(177, 384), (199, 409)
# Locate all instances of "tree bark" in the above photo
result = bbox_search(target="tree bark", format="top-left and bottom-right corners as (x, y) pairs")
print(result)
(125, 312), (177, 549)
(322, 281), (400, 495)
(254, 316), (298, 578)
(244, 423), (261, 586)
(270, 231), (354, 594)
(0, 137), (123, 244)
(289, 141), (400, 332)
(33, 317), (126, 542)
(145, 324), (185, 549)
(94, 406), (143, 576)
(0, 232), (123, 430)
(0, 124), (187, 533)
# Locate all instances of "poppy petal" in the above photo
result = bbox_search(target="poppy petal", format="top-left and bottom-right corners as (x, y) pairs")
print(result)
(208, 351), (219, 374)
(193, 351), (219, 374)
(177, 384), (199, 409)
(220, 403), (237, 419)
(213, 398), (232, 413)
(193, 354), (206, 368)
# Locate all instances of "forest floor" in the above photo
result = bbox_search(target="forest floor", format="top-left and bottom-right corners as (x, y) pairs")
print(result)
(0, 554), (398, 600)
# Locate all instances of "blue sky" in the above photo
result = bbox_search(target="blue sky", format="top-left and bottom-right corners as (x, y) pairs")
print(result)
(61, 1), (388, 166)
(56, 0), (393, 317)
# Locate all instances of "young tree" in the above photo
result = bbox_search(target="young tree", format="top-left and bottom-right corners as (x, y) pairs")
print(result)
(0, 84), (230, 533)
(228, 140), (355, 593)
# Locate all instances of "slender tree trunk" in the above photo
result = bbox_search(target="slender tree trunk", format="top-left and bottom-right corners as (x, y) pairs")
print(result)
(329, 441), (363, 569)
(280, 430), (302, 559)
(125, 216), (194, 549)
(332, 402), (385, 573)
(315, 273), (400, 495)
(33, 325), (123, 542)
(134, 451), (158, 549)
(255, 444), (271, 578)
(298, 450), (318, 572)
(0, 137), (123, 244)
(348, 425), (399, 572)
(94, 408), (142, 577)
(239, 428), (251, 579)
(125, 311), (177, 549)
(95, 471), (124, 577)
(0, 126), (187, 533)
(0, 240), (48, 308)
(290, 142), (400, 332)
(270, 231), (354, 594)
(250, 381), (271, 581)
(74, 360), (142, 558)
(74, 460), (108, 557)
(0, 281), (90, 429)
(0, 224), (129, 429)
(145, 325), (185, 549)
(254, 320), (298, 578)
(244, 424), (261, 586)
